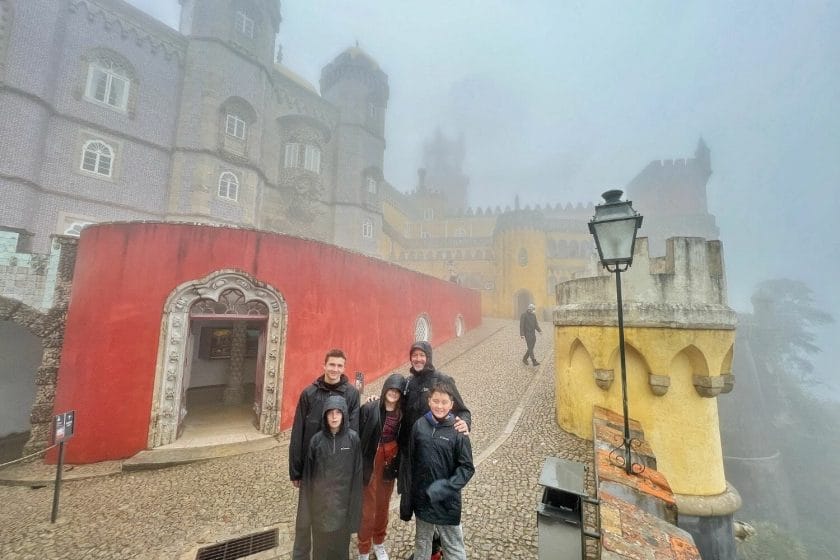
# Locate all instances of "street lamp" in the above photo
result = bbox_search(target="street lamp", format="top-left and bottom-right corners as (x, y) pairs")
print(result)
(589, 189), (643, 475)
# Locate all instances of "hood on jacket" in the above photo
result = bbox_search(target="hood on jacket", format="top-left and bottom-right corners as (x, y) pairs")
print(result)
(409, 341), (434, 374)
(321, 395), (349, 434)
(380, 372), (407, 401)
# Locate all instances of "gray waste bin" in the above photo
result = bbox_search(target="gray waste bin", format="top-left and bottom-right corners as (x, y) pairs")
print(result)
(536, 457), (599, 560)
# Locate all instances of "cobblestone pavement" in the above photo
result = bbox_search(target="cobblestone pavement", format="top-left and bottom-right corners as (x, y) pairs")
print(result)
(0, 318), (597, 559)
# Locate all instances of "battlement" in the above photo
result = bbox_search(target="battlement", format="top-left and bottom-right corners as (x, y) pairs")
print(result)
(555, 236), (736, 329)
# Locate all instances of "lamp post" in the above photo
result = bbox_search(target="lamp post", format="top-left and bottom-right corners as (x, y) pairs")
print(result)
(588, 189), (643, 475)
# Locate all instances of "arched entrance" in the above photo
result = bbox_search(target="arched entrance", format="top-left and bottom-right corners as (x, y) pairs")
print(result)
(148, 270), (287, 448)
(0, 317), (43, 462)
(514, 289), (534, 317)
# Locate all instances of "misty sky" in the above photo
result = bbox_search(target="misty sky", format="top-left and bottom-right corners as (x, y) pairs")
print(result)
(128, 1), (839, 393)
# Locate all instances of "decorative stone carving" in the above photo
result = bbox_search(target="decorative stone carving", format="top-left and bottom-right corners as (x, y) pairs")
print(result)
(648, 373), (671, 396)
(692, 374), (725, 398)
(149, 270), (288, 448)
(594, 368), (614, 390)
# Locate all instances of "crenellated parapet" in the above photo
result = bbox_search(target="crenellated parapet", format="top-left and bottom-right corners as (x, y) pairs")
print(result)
(556, 236), (736, 330)
(552, 235), (738, 511)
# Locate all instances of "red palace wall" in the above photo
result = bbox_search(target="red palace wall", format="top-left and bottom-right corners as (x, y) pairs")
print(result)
(52, 222), (481, 463)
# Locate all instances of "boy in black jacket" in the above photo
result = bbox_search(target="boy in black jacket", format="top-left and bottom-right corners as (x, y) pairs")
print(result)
(298, 395), (363, 559)
(404, 381), (475, 560)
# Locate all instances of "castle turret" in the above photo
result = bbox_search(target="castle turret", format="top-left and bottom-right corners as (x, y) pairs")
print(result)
(625, 139), (718, 255)
(554, 237), (739, 559)
(422, 129), (470, 214)
(320, 46), (390, 255)
(167, 1), (281, 225)
(179, 0), (280, 69)
(492, 210), (548, 318)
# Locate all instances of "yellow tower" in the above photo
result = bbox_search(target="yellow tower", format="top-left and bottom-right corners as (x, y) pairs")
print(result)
(492, 210), (548, 317)
(554, 237), (740, 552)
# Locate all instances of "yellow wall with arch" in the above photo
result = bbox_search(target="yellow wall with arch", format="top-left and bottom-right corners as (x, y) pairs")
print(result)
(555, 324), (735, 497)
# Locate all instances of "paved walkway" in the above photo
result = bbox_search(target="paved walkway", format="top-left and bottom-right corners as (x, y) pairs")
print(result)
(0, 318), (595, 559)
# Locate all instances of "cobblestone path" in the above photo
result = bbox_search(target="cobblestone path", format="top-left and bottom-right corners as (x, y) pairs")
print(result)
(0, 318), (596, 559)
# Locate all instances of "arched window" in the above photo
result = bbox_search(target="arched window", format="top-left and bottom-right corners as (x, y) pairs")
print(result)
(85, 58), (130, 110)
(225, 113), (246, 139)
(218, 172), (239, 201)
(362, 218), (373, 239)
(304, 145), (321, 173)
(367, 177), (377, 194)
(518, 247), (529, 267)
(80, 140), (114, 177)
(235, 10), (255, 38)
(284, 143), (300, 168)
(414, 315), (431, 342)
(64, 221), (93, 237)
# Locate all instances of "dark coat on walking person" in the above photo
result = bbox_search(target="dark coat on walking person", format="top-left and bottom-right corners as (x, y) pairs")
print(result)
(401, 411), (475, 525)
(359, 372), (406, 485)
(289, 374), (360, 482)
(298, 396), (363, 539)
(520, 306), (542, 338)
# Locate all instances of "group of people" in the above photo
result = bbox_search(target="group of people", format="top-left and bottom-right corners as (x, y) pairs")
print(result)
(289, 342), (474, 560)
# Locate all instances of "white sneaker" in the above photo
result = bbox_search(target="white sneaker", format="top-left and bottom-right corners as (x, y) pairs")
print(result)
(372, 543), (390, 560)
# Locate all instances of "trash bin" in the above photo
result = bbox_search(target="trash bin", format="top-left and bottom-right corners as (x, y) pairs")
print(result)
(536, 457), (599, 560)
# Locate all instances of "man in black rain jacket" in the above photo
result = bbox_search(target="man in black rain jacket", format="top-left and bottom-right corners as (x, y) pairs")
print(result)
(397, 341), (471, 513)
(289, 349), (360, 559)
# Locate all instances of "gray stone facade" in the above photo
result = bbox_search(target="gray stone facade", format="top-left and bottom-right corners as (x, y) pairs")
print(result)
(1, 0), (381, 255)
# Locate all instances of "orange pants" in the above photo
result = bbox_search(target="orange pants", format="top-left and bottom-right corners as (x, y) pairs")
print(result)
(357, 440), (399, 554)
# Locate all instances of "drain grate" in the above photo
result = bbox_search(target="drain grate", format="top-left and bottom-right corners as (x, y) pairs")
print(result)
(196, 528), (278, 560)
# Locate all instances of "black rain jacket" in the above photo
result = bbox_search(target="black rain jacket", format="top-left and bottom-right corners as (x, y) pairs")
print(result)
(397, 341), (471, 496)
(359, 372), (406, 485)
(520, 310), (542, 339)
(299, 395), (363, 533)
(400, 412), (475, 525)
(289, 373), (360, 481)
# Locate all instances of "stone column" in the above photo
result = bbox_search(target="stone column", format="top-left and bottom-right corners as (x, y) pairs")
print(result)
(222, 321), (247, 404)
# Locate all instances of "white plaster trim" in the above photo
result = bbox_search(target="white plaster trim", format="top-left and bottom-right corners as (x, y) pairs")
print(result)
(148, 270), (287, 448)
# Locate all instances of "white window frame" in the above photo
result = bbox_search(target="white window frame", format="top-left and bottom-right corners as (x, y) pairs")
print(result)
(304, 144), (321, 174)
(218, 171), (239, 202)
(423, 208), (434, 221)
(362, 218), (373, 239)
(420, 231), (431, 239)
(225, 113), (246, 139)
(367, 177), (377, 194)
(85, 59), (130, 111)
(454, 228), (467, 238)
(235, 11), (255, 38)
(80, 140), (114, 177)
(284, 143), (300, 168)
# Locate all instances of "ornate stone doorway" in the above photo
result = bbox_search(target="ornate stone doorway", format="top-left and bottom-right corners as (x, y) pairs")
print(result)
(148, 270), (287, 448)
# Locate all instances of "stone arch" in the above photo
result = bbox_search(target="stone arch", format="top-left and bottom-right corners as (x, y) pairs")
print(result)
(677, 344), (710, 376)
(513, 289), (533, 317)
(0, 296), (68, 456)
(148, 270), (287, 448)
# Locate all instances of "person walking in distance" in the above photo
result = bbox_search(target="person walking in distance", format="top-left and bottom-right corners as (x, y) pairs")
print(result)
(520, 303), (542, 366)
(289, 348), (361, 560)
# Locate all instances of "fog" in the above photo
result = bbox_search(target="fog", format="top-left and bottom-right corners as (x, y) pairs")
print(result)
(129, 1), (839, 396)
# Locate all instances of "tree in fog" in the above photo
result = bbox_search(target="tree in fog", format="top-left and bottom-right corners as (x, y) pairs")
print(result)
(735, 278), (839, 560)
